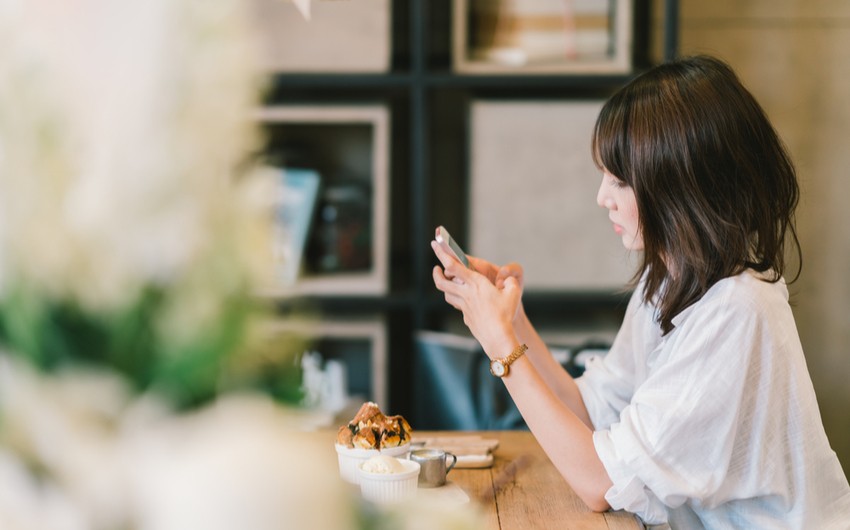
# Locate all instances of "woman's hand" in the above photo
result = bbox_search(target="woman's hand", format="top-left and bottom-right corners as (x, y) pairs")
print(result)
(464, 255), (526, 326)
(467, 255), (525, 291)
(431, 240), (522, 356)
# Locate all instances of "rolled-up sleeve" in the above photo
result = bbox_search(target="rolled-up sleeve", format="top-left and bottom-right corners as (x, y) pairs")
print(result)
(583, 290), (768, 525)
(576, 287), (650, 431)
(572, 274), (850, 528)
(594, 430), (670, 524)
(575, 355), (632, 430)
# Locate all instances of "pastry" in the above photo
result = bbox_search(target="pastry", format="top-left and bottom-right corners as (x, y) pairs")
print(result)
(336, 401), (413, 450)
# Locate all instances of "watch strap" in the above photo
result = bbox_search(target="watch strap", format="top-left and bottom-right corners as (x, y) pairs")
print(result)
(491, 343), (528, 377)
(503, 343), (528, 366)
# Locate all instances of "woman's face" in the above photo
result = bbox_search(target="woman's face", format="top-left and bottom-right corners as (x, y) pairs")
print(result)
(596, 170), (643, 251)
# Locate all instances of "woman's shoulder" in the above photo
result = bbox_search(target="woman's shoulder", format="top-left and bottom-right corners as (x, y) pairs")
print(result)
(710, 269), (789, 305)
(673, 269), (791, 328)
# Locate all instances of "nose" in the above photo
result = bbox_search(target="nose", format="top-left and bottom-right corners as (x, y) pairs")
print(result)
(596, 179), (615, 210)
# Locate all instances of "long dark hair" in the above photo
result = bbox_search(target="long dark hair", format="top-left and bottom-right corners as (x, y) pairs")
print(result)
(592, 55), (801, 334)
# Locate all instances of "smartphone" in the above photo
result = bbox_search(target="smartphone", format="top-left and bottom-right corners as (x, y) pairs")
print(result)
(435, 226), (471, 268)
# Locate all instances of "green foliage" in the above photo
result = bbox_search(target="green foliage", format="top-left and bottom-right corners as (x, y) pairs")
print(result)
(0, 285), (264, 409)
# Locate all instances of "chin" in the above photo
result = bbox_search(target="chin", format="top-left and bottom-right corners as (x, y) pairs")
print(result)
(621, 236), (644, 251)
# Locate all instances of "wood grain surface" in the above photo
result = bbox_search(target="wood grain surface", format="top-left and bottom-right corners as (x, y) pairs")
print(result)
(414, 431), (643, 530)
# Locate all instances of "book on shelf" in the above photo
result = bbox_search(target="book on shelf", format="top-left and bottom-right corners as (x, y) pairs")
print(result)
(468, 0), (612, 67)
(306, 180), (373, 275)
(272, 167), (321, 285)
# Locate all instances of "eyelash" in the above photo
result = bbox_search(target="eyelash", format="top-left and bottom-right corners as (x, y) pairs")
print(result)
(610, 177), (628, 189)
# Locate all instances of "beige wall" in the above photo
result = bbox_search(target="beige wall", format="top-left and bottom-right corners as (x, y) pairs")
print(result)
(659, 0), (850, 474)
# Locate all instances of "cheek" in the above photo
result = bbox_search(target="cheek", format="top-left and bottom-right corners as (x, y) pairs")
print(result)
(624, 196), (644, 247)
(625, 201), (639, 226)
(619, 192), (639, 227)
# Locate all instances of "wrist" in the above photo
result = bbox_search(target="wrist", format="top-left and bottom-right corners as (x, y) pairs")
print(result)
(488, 343), (528, 378)
(482, 330), (521, 361)
(513, 303), (528, 326)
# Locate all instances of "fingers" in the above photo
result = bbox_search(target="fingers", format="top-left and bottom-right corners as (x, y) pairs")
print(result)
(432, 266), (465, 311)
(432, 265), (464, 294)
(431, 240), (470, 283)
(496, 263), (523, 288)
(467, 255), (498, 283)
(496, 262), (522, 279)
(503, 275), (519, 291)
(443, 293), (464, 311)
(465, 255), (484, 275)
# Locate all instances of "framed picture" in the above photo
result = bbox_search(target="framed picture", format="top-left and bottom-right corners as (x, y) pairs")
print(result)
(453, 0), (633, 74)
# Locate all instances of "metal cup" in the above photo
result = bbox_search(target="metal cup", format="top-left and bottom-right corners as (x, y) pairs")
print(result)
(410, 448), (457, 488)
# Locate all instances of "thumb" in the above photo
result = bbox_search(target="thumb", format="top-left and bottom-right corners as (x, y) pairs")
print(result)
(503, 276), (519, 291)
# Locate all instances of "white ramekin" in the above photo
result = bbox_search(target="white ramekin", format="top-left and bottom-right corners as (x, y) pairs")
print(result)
(334, 443), (411, 484)
(357, 458), (420, 504)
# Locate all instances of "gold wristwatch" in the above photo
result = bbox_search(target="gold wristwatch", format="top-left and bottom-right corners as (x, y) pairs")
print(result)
(489, 344), (528, 378)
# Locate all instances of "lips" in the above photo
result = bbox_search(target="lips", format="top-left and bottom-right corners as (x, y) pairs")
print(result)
(609, 217), (623, 235)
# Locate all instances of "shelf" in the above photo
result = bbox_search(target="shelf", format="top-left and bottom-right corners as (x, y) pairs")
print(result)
(272, 293), (417, 314)
(257, 105), (391, 297)
(268, 72), (641, 90)
(253, 0), (679, 415)
(266, 317), (389, 408)
(268, 73), (414, 90)
(422, 72), (638, 89)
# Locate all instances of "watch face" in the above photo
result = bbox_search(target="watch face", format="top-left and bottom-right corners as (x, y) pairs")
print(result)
(490, 360), (506, 377)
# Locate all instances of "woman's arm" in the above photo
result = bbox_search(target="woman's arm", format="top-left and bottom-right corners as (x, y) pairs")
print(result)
(510, 305), (594, 428)
(500, 346), (613, 512)
(434, 242), (612, 510)
(466, 254), (594, 428)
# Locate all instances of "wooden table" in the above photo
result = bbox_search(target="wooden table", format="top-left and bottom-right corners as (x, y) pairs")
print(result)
(328, 429), (643, 530)
(434, 431), (643, 530)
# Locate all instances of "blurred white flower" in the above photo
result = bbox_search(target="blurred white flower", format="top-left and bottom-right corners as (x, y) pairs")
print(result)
(0, 356), (358, 530)
(0, 356), (133, 529)
(0, 0), (278, 405)
(0, 1), (483, 529)
(0, 0), (268, 313)
(125, 394), (356, 530)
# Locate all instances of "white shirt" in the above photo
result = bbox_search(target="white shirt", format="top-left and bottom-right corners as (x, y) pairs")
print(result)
(576, 270), (850, 528)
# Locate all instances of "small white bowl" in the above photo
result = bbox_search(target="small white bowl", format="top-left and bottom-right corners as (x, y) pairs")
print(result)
(334, 443), (411, 484)
(357, 458), (420, 504)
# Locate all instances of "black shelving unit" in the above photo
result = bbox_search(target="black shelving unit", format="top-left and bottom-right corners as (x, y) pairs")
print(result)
(265, 0), (680, 421)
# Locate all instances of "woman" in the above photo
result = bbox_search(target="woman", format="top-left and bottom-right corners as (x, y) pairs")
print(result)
(431, 55), (850, 528)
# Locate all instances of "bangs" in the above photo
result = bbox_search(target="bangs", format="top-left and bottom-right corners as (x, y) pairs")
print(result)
(592, 92), (634, 185)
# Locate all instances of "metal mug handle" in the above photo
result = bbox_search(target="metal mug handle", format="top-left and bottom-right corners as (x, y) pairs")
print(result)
(446, 452), (457, 474)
